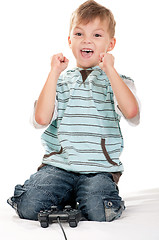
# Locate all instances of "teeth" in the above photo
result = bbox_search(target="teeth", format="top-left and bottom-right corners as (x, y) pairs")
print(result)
(81, 49), (93, 52)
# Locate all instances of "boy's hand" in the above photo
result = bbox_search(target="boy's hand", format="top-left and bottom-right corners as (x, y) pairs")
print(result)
(51, 53), (69, 75)
(99, 52), (114, 73)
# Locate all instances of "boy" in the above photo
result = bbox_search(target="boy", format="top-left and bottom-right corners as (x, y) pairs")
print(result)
(8, 0), (140, 222)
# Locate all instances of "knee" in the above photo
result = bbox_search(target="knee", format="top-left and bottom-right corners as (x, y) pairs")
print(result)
(10, 184), (46, 221)
(79, 197), (125, 222)
(17, 194), (41, 220)
(79, 196), (106, 221)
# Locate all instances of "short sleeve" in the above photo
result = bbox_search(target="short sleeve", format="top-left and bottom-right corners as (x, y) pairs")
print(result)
(113, 75), (140, 126)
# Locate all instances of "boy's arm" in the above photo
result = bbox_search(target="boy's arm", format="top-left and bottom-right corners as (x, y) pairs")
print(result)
(35, 53), (69, 126)
(99, 53), (139, 119)
(31, 97), (58, 129)
(114, 79), (140, 126)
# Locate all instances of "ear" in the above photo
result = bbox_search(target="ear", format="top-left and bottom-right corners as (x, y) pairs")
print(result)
(68, 36), (72, 49)
(107, 37), (116, 52)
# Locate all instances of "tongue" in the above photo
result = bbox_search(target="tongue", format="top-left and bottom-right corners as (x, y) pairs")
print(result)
(81, 51), (93, 58)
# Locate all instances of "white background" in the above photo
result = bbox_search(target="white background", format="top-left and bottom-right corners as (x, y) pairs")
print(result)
(0, 0), (159, 206)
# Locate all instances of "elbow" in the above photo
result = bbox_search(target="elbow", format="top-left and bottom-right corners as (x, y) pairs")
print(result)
(126, 105), (139, 119)
(35, 113), (50, 126)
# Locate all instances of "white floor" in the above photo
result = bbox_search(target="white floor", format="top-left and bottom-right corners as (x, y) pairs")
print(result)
(1, 188), (159, 240)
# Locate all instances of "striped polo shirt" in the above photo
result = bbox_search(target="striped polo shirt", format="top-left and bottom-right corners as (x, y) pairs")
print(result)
(40, 66), (134, 174)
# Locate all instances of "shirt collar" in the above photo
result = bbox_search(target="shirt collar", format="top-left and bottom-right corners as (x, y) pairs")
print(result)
(73, 65), (102, 72)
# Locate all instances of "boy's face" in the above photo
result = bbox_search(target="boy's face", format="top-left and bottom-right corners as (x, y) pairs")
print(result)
(68, 17), (116, 69)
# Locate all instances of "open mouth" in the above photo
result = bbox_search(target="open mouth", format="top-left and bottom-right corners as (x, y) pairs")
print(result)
(80, 48), (94, 58)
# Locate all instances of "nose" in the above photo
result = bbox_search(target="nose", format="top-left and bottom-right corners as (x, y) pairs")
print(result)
(82, 36), (92, 44)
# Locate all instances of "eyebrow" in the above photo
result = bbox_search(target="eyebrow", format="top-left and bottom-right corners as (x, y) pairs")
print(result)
(94, 28), (105, 32)
(73, 27), (83, 31)
(74, 26), (105, 32)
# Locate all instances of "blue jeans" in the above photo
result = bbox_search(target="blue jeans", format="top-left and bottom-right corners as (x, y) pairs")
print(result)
(7, 165), (125, 221)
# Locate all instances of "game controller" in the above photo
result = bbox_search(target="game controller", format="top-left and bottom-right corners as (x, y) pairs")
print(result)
(38, 205), (83, 228)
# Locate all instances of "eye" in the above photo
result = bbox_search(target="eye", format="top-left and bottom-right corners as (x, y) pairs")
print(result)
(94, 33), (102, 37)
(75, 32), (82, 36)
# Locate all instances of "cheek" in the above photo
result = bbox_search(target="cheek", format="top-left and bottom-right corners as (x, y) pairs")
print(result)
(94, 42), (105, 52)
(71, 47), (79, 58)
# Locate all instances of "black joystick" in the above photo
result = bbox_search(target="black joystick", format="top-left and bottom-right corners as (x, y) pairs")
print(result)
(38, 205), (82, 228)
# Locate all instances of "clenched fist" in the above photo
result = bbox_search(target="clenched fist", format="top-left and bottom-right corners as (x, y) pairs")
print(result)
(51, 53), (69, 75)
(99, 52), (115, 73)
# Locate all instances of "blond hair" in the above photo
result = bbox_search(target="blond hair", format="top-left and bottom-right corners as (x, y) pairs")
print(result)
(69, 0), (116, 38)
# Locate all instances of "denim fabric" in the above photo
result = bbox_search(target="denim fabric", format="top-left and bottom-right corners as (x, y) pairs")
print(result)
(7, 165), (125, 221)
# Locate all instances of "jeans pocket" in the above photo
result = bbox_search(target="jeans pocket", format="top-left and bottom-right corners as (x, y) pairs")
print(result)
(7, 184), (27, 212)
(103, 200), (125, 222)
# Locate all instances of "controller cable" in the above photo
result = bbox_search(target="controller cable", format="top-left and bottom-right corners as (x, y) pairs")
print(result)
(57, 217), (68, 240)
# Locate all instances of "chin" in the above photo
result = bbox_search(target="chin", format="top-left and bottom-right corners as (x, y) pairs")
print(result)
(78, 62), (97, 69)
